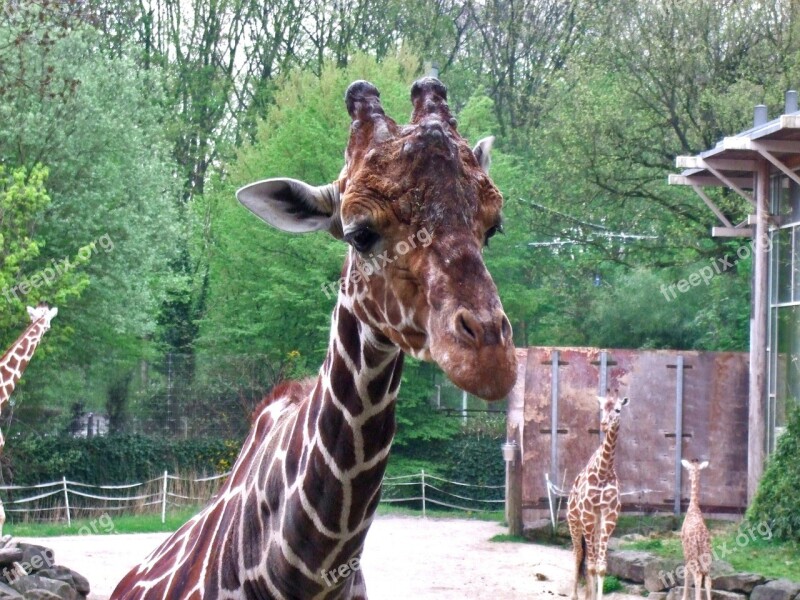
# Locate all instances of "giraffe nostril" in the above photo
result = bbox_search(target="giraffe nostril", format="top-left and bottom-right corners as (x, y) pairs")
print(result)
(458, 314), (476, 341)
(501, 316), (511, 342)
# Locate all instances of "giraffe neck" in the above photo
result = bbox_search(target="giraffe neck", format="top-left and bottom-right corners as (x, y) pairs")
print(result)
(593, 420), (620, 481)
(0, 319), (49, 407)
(265, 293), (404, 594)
(688, 474), (701, 511)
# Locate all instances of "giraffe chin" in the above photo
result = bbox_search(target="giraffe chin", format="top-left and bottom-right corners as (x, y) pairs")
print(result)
(433, 344), (518, 401)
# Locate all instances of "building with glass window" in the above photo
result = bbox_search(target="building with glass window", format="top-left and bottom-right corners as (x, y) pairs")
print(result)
(670, 91), (800, 500)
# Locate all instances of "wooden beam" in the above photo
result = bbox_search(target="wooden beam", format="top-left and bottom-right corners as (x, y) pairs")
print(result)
(676, 156), (757, 171)
(712, 226), (753, 238)
(669, 174), (754, 188)
(692, 185), (732, 228)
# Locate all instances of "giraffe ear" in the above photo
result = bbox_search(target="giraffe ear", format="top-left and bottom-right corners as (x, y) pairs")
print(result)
(473, 136), (495, 173)
(236, 178), (343, 239)
(681, 459), (692, 470)
(698, 461), (709, 470)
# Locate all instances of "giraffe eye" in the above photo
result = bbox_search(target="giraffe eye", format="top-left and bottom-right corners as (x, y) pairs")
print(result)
(345, 227), (380, 253)
(484, 222), (504, 247)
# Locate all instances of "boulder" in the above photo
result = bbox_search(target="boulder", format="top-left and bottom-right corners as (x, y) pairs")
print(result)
(750, 579), (800, 600)
(14, 547), (55, 574)
(36, 568), (88, 597)
(20, 592), (61, 600)
(647, 593), (668, 600)
(0, 581), (22, 599)
(0, 550), (23, 568)
(713, 572), (766, 594)
(644, 558), (684, 591)
(606, 550), (654, 583)
(8, 575), (76, 600)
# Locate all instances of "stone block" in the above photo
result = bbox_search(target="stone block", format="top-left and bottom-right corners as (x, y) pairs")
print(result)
(606, 550), (655, 583)
(750, 579), (800, 600)
(714, 572), (766, 594)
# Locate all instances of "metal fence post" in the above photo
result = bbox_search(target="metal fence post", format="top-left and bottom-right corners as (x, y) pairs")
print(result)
(62, 476), (71, 527)
(674, 355), (684, 515)
(161, 470), (169, 524)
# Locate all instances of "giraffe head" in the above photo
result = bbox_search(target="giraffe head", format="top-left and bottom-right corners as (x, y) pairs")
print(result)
(681, 458), (709, 477)
(26, 303), (58, 331)
(237, 77), (517, 400)
(598, 395), (629, 432)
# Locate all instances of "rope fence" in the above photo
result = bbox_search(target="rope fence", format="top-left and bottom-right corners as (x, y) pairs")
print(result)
(0, 470), (505, 524)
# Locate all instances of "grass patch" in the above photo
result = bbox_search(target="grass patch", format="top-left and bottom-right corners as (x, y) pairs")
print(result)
(620, 520), (800, 582)
(489, 533), (530, 543)
(6, 508), (200, 538)
(603, 575), (623, 594)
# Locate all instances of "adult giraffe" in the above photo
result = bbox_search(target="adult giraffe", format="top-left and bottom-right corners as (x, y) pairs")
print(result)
(568, 395), (629, 600)
(112, 77), (517, 599)
(0, 303), (58, 535)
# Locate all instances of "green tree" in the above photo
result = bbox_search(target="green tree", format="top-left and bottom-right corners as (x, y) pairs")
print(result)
(0, 6), (182, 429)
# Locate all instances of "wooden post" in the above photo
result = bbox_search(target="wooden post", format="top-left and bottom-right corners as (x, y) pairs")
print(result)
(62, 476), (71, 527)
(506, 425), (523, 536)
(161, 470), (169, 524)
(420, 469), (426, 518)
(748, 160), (769, 502)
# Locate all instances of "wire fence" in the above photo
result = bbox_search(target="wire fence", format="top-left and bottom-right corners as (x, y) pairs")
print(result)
(0, 470), (506, 524)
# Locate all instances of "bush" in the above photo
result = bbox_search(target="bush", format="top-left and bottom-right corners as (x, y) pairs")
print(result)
(747, 407), (800, 542)
(3, 434), (241, 485)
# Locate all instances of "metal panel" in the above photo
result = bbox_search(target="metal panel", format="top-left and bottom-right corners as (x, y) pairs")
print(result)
(516, 347), (749, 526)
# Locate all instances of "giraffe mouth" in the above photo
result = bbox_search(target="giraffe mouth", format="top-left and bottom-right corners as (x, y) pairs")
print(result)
(430, 323), (518, 401)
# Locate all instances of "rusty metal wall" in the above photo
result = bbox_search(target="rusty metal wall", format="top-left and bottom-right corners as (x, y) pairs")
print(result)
(506, 347), (749, 525)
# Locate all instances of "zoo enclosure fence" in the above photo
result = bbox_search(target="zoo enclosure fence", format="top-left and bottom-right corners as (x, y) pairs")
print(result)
(0, 470), (505, 524)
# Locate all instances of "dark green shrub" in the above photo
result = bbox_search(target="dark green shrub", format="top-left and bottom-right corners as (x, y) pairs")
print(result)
(748, 407), (800, 542)
(3, 434), (241, 485)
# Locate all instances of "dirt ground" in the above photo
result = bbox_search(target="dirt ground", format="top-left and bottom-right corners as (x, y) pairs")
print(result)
(23, 516), (643, 599)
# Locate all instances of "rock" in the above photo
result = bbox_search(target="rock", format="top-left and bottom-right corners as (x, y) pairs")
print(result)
(648, 593), (668, 600)
(751, 579), (800, 600)
(644, 558), (684, 591)
(8, 575), (76, 600)
(606, 550), (654, 583)
(714, 572), (766, 594)
(14, 547), (54, 574)
(667, 587), (746, 600)
(36, 568), (89, 597)
(622, 583), (647, 596)
(0, 549), (24, 568)
(21, 592), (61, 600)
(0, 581), (22, 599)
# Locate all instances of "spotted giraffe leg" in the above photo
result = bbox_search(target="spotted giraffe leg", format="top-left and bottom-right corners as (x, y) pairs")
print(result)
(704, 573), (712, 600)
(567, 507), (584, 600)
(681, 567), (691, 600)
(0, 498), (5, 538)
(583, 519), (598, 600)
(694, 571), (702, 600)
(595, 514), (616, 600)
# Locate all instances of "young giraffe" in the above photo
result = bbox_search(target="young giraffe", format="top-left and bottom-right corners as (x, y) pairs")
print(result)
(0, 303), (58, 534)
(568, 395), (629, 600)
(681, 459), (712, 600)
(111, 77), (517, 600)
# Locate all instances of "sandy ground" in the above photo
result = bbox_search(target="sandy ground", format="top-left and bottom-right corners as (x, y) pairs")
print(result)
(22, 516), (643, 599)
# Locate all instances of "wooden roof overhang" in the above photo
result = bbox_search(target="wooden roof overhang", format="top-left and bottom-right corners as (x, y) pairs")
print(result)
(669, 112), (800, 237)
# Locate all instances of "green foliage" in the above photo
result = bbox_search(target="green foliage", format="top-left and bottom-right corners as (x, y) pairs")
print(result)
(748, 407), (800, 542)
(4, 435), (239, 485)
(603, 576), (623, 594)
